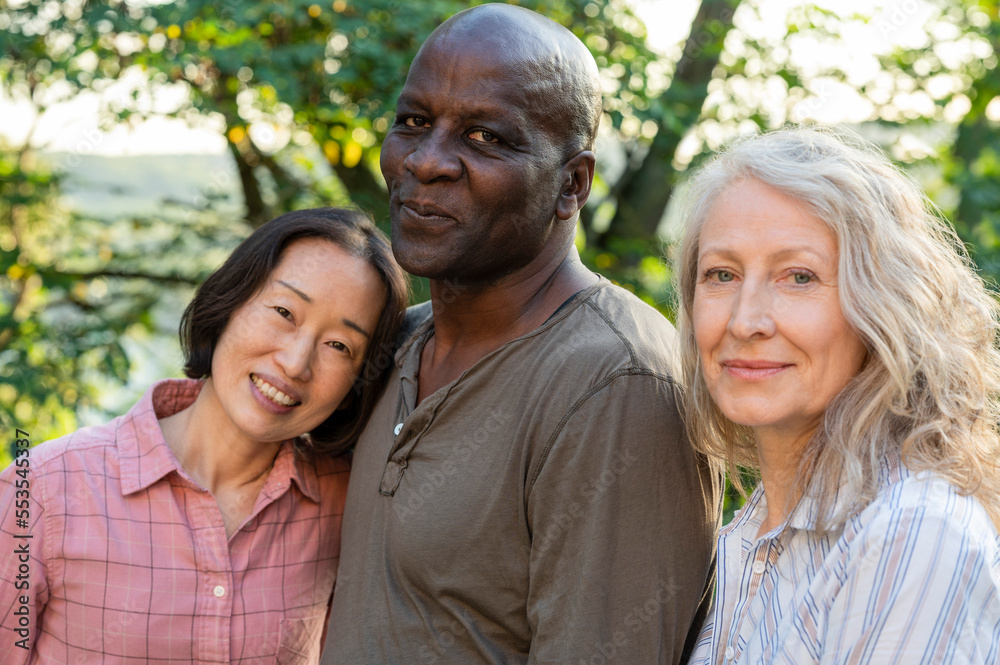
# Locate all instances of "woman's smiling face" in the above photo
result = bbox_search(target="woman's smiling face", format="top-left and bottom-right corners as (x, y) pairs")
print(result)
(693, 178), (867, 446)
(207, 237), (385, 445)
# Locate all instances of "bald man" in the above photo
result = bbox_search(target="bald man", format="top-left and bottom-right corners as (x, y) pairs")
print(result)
(320, 5), (719, 664)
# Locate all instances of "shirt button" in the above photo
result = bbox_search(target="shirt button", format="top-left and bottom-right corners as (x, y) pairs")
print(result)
(394, 423), (403, 436)
(213, 585), (226, 598)
(724, 646), (735, 660)
(752, 560), (766, 575)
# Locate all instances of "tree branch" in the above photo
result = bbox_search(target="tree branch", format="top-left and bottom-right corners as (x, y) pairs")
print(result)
(41, 268), (201, 286)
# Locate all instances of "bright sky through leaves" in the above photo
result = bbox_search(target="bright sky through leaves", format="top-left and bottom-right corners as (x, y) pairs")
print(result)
(1, 0), (945, 156)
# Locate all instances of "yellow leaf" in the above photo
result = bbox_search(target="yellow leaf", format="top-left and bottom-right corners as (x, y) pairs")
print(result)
(343, 142), (362, 168)
(323, 141), (341, 165)
(14, 401), (32, 422)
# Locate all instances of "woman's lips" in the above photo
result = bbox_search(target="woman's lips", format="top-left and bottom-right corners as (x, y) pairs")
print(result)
(721, 360), (792, 380)
(250, 373), (301, 409)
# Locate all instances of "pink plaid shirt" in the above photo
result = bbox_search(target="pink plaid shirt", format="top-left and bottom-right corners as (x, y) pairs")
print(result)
(1, 379), (350, 664)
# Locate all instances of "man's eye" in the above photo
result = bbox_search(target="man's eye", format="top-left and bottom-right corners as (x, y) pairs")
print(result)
(403, 116), (428, 128)
(468, 129), (498, 143)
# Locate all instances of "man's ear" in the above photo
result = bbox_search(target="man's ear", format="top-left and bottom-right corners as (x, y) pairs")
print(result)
(555, 150), (596, 221)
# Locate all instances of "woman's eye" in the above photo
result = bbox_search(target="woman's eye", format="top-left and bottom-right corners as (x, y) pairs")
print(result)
(469, 129), (498, 143)
(328, 341), (348, 352)
(708, 269), (734, 282)
(792, 272), (813, 284)
(273, 306), (292, 319)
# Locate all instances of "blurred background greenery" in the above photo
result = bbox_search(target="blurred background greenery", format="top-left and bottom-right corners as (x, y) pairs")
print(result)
(2, 0), (999, 521)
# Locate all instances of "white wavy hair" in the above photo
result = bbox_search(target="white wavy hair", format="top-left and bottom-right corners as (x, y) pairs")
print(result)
(675, 125), (1000, 531)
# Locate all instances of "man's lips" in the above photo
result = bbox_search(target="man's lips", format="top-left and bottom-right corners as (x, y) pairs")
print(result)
(721, 360), (792, 380)
(397, 199), (456, 225)
(402, 200), (452, 217)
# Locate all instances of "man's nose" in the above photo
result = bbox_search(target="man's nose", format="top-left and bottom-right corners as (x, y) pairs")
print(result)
(402, 128), (463, 183)
(727, 280), (777, 340)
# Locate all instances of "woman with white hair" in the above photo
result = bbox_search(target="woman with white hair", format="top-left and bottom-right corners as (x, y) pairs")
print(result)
(677, 126), (1000, 663)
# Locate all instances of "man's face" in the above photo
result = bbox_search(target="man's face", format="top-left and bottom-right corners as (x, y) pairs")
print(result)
(380, 37), (569, 283)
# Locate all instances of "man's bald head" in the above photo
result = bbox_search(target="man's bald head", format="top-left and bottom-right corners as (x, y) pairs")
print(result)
(415, 3), (602, 157)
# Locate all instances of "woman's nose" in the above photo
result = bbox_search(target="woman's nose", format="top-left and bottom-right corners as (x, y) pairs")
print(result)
(727, 280), (777, 340)
(274, 333), (314, 381)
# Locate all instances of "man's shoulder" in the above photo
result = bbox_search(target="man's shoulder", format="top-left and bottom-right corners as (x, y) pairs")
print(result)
(403, 300), (434, 331)
(396, 301), (433, 346)
(552, 280), (679, 373)
(585, 280), (677, 338)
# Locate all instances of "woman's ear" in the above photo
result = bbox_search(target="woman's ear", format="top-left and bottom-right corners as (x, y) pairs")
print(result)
(555, 150), (596, 221)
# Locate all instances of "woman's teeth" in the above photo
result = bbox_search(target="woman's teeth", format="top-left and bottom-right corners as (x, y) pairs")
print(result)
(251, 374), (300, 406)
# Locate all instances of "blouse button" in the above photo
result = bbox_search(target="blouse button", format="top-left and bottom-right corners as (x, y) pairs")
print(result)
(394, 423), (403, 436)
(752, 560), (766, 575)
(724, 646), (735, 660)
(213, 585), (226, 598)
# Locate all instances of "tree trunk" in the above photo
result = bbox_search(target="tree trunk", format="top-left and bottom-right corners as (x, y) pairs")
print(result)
(332, 161), (390, 230)
(228, 140), (269, 227)
(600, 0), (741, 248)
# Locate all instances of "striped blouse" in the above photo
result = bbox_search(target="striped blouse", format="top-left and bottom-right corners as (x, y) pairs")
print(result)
(691, 459), (1000, 665)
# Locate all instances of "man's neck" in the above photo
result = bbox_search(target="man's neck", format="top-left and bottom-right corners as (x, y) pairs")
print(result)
(416, 246), (598, 403)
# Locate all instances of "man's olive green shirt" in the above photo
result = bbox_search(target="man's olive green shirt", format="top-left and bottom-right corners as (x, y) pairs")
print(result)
(322, 279), (720, 664)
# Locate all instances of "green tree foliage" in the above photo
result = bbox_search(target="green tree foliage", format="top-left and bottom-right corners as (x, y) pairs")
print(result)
(936, 1), (1000, 281)
(0, 138), (251, 465)
(0, 147), (159, 459)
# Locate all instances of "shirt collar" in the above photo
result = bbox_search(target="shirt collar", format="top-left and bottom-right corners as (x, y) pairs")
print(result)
(787, 489), (840, 531)
(787, 452), (907, 531)
(278, 443), (322, 503)
(723, 483), (766, 538)
(725, 482), (814, 544)
(118, 379), (203, 495)
(117, 378), (321, 502)
(393, 279), (610, 374)
(395, 302), (434, 371)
